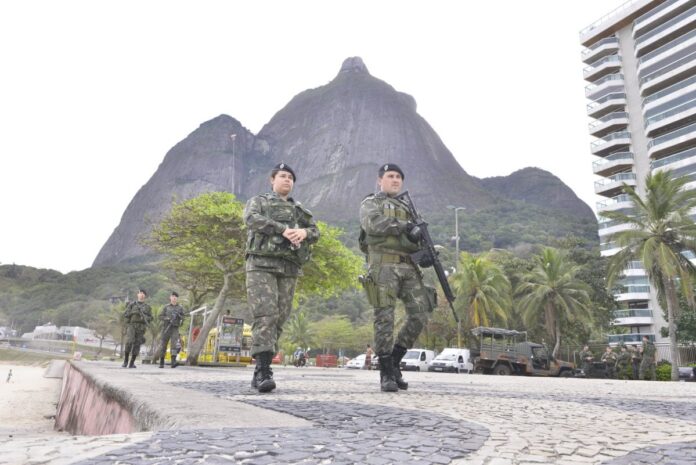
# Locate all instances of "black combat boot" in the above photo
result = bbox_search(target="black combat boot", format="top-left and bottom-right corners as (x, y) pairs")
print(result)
(159, 356), (165, 368)
(391, 345), (409, 390)
(378, 354), (399, 392)
(122, 352), (129, 368)
(128, 348), (137, 368)
(256, 351), (276, 393)
(250, 362), (260, 389)
(171, 351), (179, 368)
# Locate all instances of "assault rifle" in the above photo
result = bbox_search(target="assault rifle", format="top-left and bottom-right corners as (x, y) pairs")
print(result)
(396, 191), (459, 323)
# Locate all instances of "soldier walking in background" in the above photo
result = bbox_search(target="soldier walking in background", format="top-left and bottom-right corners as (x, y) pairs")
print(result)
(244, 163), (319, 393)
(156, 292), (186, 368)
(122, 289), (153, 368)
(616, 345), (631, 379)
(630, 344), (641, 380)
(579, 345), (594, 377)
(640, 335), (657, 380)
(601, 345), (617, 379)
(359, 164), (436, 392)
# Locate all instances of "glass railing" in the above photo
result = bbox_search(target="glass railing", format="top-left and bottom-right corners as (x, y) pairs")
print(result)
(639, 28), (696, 65)
(643, 74), (696, 105)
(595, 172), (637, 188)
(640, 50), (696, 86)
(596, 194), (632, 209)
(636, 7), (696, 47)
(591, 131), (631, 149)
(613, 309), (653, 318)
(581, 0), (642, 37)
(625, 260), (644, 270)
(635, 0), (678, 29)
(588, 93), (626, 110)
(582, 37), (619, 57)
(600, 241), (619, 251)
(586, 73), (624, 94)
(589, 111), (628, 129)
(584, 55), (621, 75)
(645, 98), (696, 127)
(648, 121), (696, 148)
(614, 285), (652, 294)
(645, 88), (696, 119)
(607, 334), (655, 344)
(599, 218), (631, 229)
(593, 152), (634, 169)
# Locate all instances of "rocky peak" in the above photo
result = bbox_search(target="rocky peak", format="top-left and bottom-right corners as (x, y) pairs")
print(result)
(339, 56), (370, 75)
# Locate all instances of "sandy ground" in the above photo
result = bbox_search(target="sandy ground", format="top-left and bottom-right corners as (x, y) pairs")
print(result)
(0, 362), (65, 439)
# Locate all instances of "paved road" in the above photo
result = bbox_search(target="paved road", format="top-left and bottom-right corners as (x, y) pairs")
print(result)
(1, 362), (695, 464)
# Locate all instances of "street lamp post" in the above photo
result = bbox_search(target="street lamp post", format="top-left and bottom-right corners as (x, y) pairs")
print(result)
(447, 205), (466, 348)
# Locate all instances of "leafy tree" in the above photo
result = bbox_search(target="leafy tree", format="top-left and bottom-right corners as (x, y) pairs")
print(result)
(313, 316), (358, 354)
(285, 311), (315, 350)
(602, 171), (696, 380)
(516, 247), (592, 358)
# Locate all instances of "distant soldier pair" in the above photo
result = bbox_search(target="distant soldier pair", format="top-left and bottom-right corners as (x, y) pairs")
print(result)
(244, 162), (434, 393)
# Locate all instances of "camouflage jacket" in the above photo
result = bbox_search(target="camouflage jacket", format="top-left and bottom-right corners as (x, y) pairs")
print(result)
(124, 301), (153, 326)
(160, 304), (185, 328)
(642, 341), (656, 358)
(359, 192), (421, 256)
(244, 192), (319, 272)
(601, 351), (617, 364)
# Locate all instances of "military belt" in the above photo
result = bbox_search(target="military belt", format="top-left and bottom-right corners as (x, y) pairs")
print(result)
(368, 253), (412, 265)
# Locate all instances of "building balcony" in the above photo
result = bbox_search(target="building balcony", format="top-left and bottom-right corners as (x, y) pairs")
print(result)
(596, 194), (633, 212)
(589, 111), (629, 138)
(598, 221), (633, 237)
(647, 121), (696, 158)
(584, 55), (622, 82)
(586, 73), (625, 99)
(635, 6), (696, 57)
(607, 333), (656, 345)
(652, 146), (696, 171)
(593, 151), (634, 176)
(633, 0), (684, 37)
(582, 37), (620, 64)
(595, 172), (637, 196)
(612, 309), (654, 326)
(587, 93), (627, 118)
(640, 50), (696, 96)
(614, 285), (652, 302)
(601, 246), (622, 257)
(644, 74), (696, 108)
(591, 131), (631, 156)
(645, 98), (696, 136)
(637, 28), (696, 75)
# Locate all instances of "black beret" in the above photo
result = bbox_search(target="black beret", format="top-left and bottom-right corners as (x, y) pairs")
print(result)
(171, 291), (179, 297)
(378, 163), (404, 180)
(272, 162), (296, 181)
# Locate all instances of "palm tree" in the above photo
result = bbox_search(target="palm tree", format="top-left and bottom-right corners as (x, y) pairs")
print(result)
(450, 252), (512, 334)
(602, 171), (696, 381)
(285, 311), (314, 350)
(516, 247), (592, 358)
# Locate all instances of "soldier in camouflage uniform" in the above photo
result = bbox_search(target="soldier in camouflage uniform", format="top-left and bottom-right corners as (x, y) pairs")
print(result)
(630, 344), (642, 380)
(245, 163), (319, 393)
(639, 335), (657, 380)
(579, 345), (594, 377)
(601, 345), (617, 379)
(359, 163), (436, 392)
(615, 345), (631, 379)
(156, 292), (186, 369)
(122, 289), (153, 368)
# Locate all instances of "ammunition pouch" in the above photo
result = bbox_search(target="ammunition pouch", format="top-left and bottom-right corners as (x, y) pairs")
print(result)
(359, 275), (396, 308)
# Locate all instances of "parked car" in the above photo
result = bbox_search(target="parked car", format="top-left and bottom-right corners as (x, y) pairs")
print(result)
(679, 366), (696, 381)
(400, 349), (435, 371)
(428, 348), (473, 373)
(346, 354), (368, 369)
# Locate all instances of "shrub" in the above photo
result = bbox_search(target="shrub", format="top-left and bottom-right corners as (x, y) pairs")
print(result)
(656, 360), (671, 381)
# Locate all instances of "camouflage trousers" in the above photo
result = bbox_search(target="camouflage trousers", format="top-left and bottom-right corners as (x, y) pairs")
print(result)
(640, 357), (656, 380)
(368, 263), (433, 356)
(124, 324), (147, 357)
(246, 270), (297, 357)
(155, 325), (181, 360)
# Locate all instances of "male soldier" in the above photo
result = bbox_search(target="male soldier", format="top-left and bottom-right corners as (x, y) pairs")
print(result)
(359, 163), (436, 392)
(365, 344), (374, 371)
(601, 345), (617, 379)
(245, 163), (319, 393)
(156, 292), (186, 369)
(616, 345), (631, 380)
(579, 345), (594, 377)
(640, 335), (657, 380)
(630, 344), (642, 380)
(122, 289), (153, 368)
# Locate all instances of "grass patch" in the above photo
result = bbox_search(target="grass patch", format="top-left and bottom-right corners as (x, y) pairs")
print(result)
(0, 347), (71, 365)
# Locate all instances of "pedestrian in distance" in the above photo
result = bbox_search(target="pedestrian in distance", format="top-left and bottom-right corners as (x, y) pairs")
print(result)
(122, 289), (153, 368)
(615, 345), (631, 380)
(364, 344), (374, 370)
(156, 292), (186, 368)
(601, 345), (617, 379)
(579, 345), (594, 377)
(359, 163), (437, 392)
(244, 163), (320, 393)
(630, 344), (641, 380)
(639, 335), (657, 381)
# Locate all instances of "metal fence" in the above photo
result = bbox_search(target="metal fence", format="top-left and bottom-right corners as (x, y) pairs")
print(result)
(562, 343), (696, 366)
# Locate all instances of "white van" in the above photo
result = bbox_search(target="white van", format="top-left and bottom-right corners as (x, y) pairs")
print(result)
(400, 348), (435, 371)
(428, 348), (472, 373)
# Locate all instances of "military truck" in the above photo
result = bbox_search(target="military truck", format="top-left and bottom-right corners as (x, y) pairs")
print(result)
(470, 327), (575, 377)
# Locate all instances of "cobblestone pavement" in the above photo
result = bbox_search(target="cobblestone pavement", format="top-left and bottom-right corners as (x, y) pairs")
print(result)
(2, 364), (696, 464)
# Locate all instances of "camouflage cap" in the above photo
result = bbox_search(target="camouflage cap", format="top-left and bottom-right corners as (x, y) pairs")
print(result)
(378, 163), (404, 180)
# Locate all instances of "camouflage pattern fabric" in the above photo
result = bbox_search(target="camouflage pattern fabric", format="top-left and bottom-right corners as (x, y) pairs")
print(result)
(123, 301), (152, 346)
(246, 269), (297, 356)
(601, 350), (617, 378)
(579, 350), (593, 375)
(640, 340), (657, 380)
(156, 325), (181, 360)
(616, 349), (631, 379)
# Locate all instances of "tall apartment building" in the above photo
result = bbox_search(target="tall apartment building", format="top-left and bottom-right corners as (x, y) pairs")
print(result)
(580, 0), (696, 345)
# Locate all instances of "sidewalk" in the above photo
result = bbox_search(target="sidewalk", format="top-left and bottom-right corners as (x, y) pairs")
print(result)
(1, 361), (695, 464)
